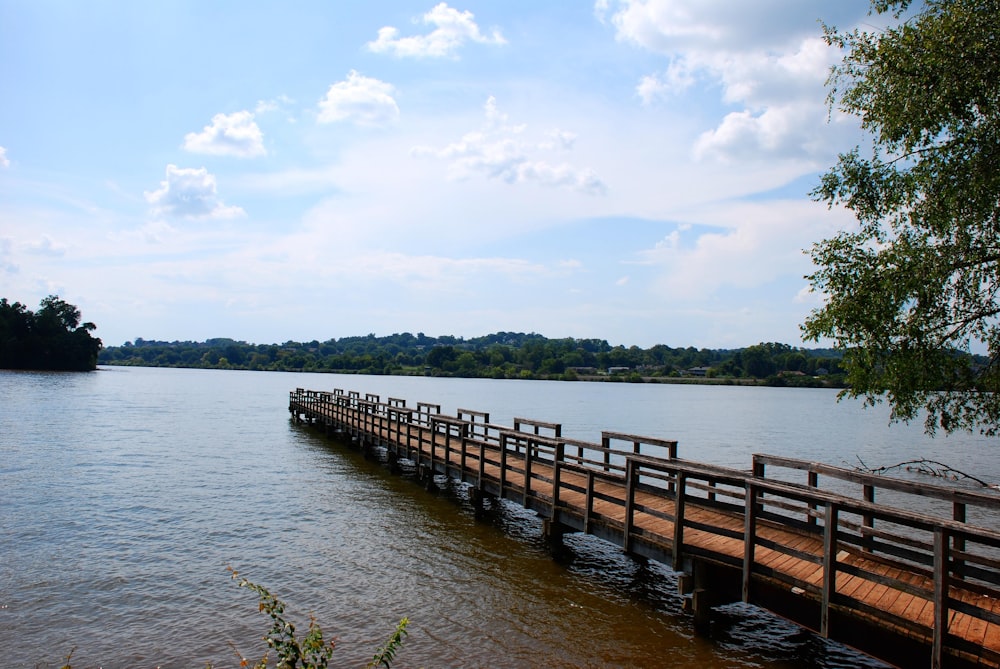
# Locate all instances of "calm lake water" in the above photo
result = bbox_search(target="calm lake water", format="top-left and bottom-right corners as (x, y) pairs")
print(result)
(1, 366), (997, 668)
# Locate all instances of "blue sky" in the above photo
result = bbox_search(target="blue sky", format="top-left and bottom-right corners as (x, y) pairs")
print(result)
(1, 0), (883, 348)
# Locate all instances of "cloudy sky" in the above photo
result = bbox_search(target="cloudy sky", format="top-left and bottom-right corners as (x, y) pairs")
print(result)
(1, 1), (886, 348)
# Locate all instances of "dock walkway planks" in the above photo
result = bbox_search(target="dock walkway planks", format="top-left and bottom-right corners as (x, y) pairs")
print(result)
(290, 388), (1000, 669)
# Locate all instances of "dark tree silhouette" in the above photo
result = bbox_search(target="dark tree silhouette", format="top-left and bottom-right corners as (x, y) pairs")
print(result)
(0, 295), (103, 371)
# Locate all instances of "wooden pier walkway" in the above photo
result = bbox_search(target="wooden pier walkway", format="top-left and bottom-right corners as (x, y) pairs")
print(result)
(289, 388), (1000, 669)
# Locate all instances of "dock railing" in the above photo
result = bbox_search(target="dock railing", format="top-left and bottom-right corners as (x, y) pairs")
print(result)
(289, 388), (1000, 669)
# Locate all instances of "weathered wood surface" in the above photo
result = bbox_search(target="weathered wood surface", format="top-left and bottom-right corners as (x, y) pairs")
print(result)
(290, 388), (1000, 669)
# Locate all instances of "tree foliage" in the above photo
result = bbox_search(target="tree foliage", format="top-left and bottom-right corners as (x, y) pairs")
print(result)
(99, 332), (852, 384)
(803, 0), (1000, 434)
(0, 296), (103, 371)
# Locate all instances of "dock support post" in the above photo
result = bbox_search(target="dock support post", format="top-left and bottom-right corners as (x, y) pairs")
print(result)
(680, 560), (728, 635)
(419, 464), (439, 492)
(542, 518), (566, 549)
(470, 487), (498, 520)
(362, 439), (376, 460)
(691, 588), (712, 633)
(470, 487), (486, 518)
(386, 449), (401, 475)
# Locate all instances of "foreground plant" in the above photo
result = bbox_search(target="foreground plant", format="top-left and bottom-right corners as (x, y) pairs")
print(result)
(367, 617), (409, 669)
(56, 570), (407, 668)
(225, 567), (408, 669)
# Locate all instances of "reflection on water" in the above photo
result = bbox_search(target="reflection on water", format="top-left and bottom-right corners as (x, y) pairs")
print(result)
(5, 367), (994, 668)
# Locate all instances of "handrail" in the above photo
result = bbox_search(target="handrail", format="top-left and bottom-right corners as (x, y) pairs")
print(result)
(630, 453), (1000, 541)
(754, 453), (1000, 510)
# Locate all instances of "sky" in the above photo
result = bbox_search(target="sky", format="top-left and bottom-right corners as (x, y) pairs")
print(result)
(0, 0), (888, 349)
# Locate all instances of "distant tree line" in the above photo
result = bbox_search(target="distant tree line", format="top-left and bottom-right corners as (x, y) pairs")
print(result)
(0, 296), (103, 371)
(99, 332), (854, 386)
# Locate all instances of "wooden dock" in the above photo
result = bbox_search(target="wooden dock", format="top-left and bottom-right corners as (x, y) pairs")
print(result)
(289, 388), (1000, 669)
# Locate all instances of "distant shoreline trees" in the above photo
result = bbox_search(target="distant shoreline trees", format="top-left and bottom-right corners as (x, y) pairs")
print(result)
(98, 332), (859, 387)
(0, 296), (103, 371)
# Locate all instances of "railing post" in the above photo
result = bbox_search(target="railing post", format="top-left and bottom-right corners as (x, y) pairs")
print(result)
(821, 502), (839, 637)
(601, 434), (611, 472)
(499, 432), (508, 497)
(444, 421), (453, 472)
(477, 437), (486, 488)
(523, 438), (534, 508)
(405, 418), (412, 460)
(952, 502), (966, 580)
(742, 481), (759, 603)
(862, 484), (875, 553)
(552, 442), (565, 514)
(932, 528), (949, 669)
(429, 418), (437, 470)
(463, 423), (472, 476)
(667, 450), (676, 495)
(623, 458), (637, 553)
(807, 470), (819, 527)
(672, 470), (686, 570)
(584, 471), (594, 533)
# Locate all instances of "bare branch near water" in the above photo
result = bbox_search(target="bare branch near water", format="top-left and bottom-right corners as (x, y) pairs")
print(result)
(851, 456), (1000, 490)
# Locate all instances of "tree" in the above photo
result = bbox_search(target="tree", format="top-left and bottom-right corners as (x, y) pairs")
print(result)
(0, 296), (102, 371)
(425, 345), (457, 370)
(37, 295), (82, 332)
(741, 344), (777, 379)
(803, 0), (1000, 435)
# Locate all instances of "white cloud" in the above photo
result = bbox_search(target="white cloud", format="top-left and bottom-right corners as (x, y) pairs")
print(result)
(0, 237), (17, 273)
(694, 104), (821, 162)
(412, 97), (607, 195)
(367, 3), (506, 58)
(636, 59), (696, 103)
(606, 0), (868, 161)
(183, 111), (266, 158)
(255, 95), (294, 115)
(608, 0), (852, 53)
(24, 234), (67, 257)
(145, 164), (245, 220)
(540, 130), (577, 151)
(636, 199), (851, 302)
(795, 284), (824, 306)
(636, 74), (667, 104)
(0, 146), (9, 168)
(317, 71), (400, 126)
(339, 252), (551, 291)
(232, 166), (341, 196)
(594, 0), (611, 22)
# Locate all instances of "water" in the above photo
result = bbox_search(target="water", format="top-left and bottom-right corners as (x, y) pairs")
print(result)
(1, 367), (997, 668)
